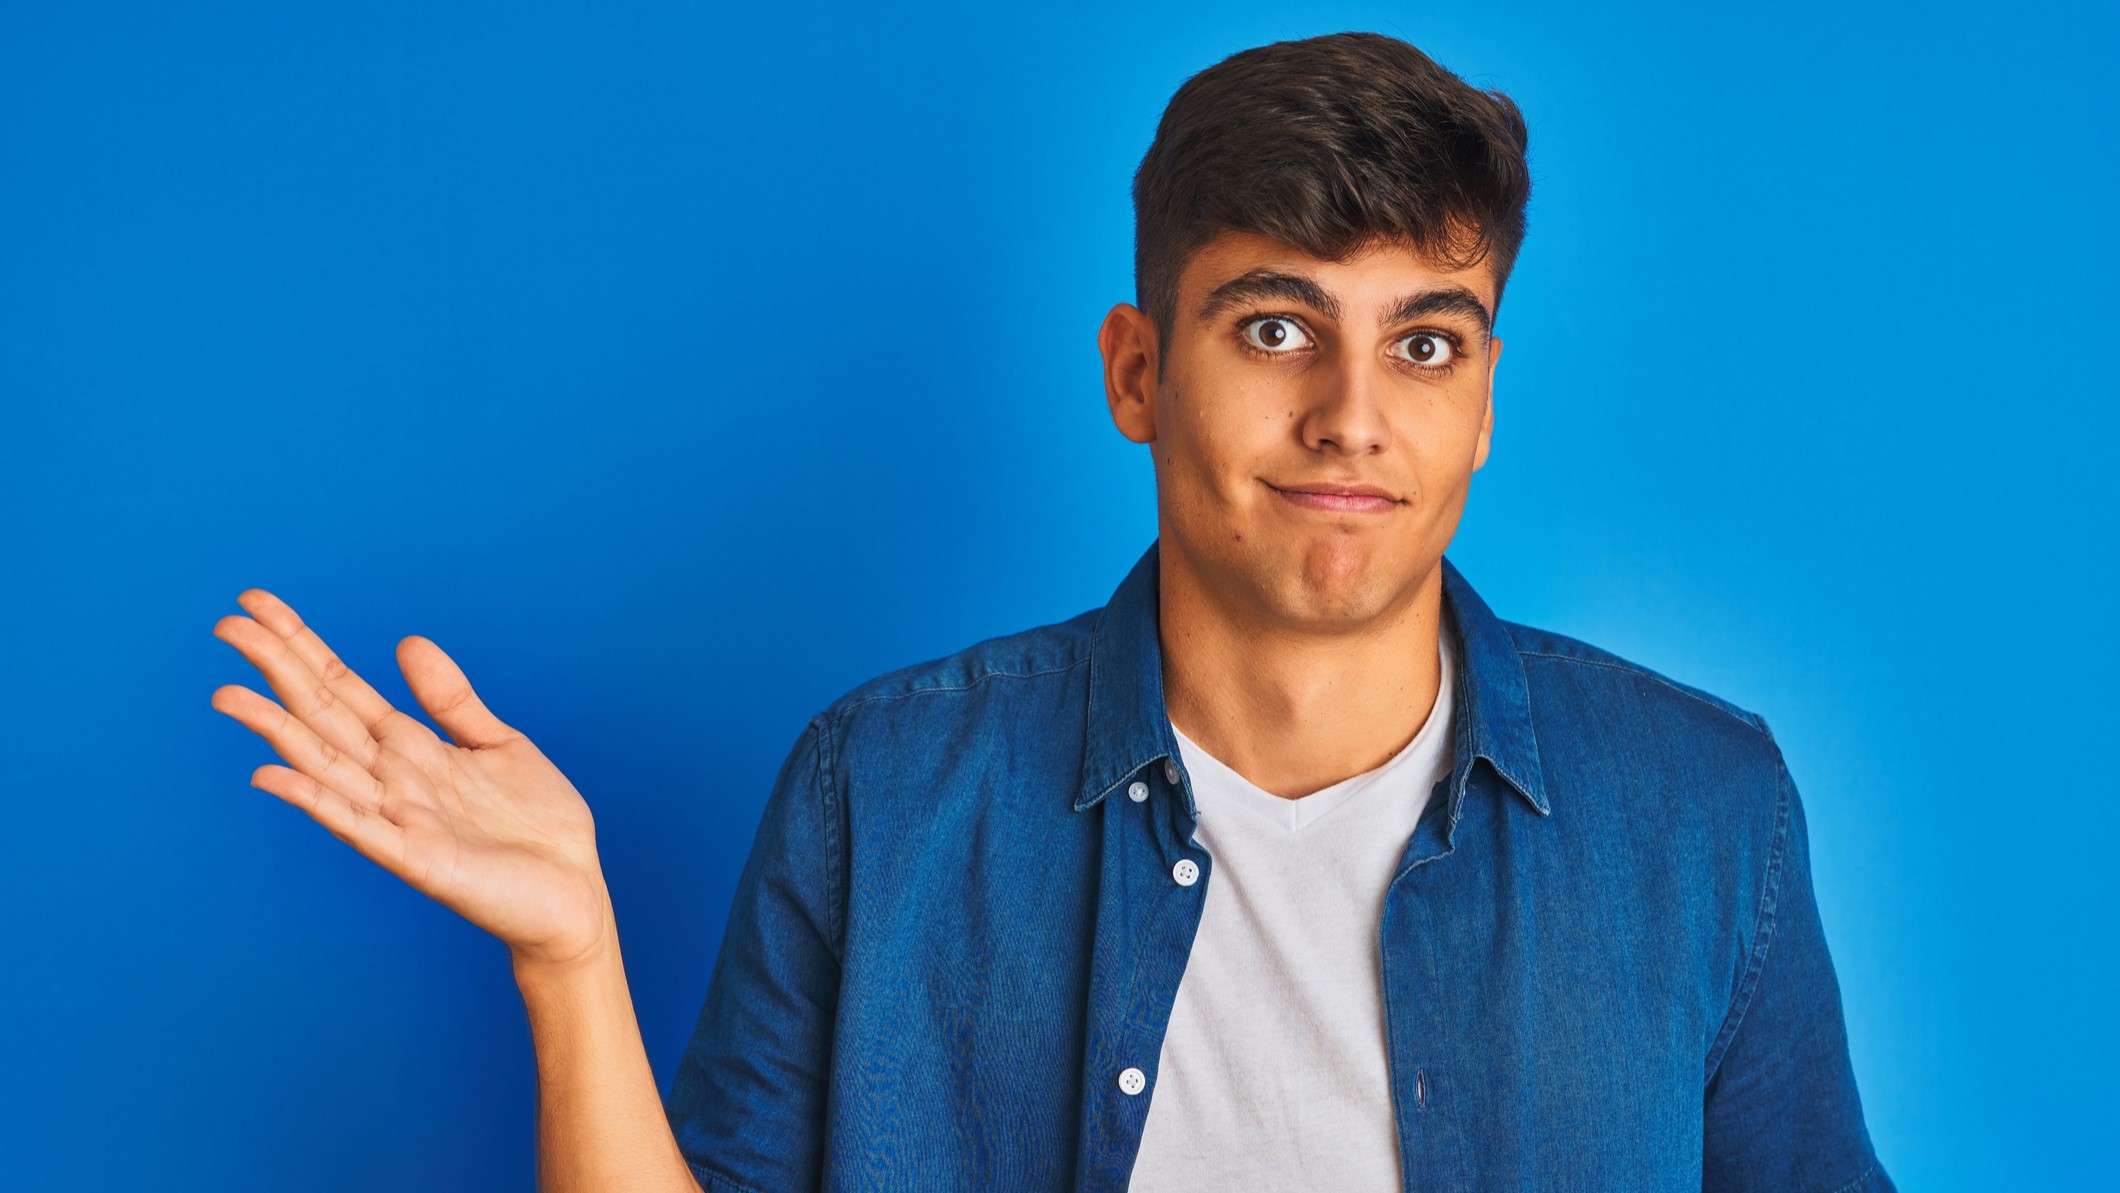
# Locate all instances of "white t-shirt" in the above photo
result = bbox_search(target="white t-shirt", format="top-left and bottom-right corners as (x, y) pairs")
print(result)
(1128, 627), (1457, 1192)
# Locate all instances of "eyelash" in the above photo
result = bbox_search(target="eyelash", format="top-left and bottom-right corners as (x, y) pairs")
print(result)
(1235, 313), (1466, 376)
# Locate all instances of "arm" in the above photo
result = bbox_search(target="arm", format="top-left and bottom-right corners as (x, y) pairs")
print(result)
(664, 716), (843, 1192)
(516, 925), (699, 1191)
(1702, 751), (1894, 1192)
(210, 590), (697, 1192)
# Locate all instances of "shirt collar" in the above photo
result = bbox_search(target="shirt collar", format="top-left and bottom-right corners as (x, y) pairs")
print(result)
(1074, 538), (1550, 819)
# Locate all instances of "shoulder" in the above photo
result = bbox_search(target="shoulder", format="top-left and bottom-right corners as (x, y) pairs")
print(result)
(1492, 620), (1804, 1043)
(1495, 618), (1790, 834)
(790, 609), (1102, 839)
(1501, 618), (1777, 743)
(818, 608), (1098, 716)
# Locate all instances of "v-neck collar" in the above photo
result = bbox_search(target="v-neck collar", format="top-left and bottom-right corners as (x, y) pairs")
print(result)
(1168, 625), (1456, 834)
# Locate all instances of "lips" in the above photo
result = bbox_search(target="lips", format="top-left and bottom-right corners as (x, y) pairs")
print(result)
(1264, 480), (1403, 513)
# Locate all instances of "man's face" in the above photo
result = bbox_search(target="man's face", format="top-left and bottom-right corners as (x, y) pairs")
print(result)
(1100, 229), (1502, 631)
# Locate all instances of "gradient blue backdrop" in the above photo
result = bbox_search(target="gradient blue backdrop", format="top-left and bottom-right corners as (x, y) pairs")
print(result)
(3, 2), (2114, 1188)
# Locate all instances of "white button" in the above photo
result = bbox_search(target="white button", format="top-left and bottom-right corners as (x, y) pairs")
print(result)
(1127, 780), (1149, 803)
(1118, 1067), (1147, 1095)
(1164, 758), (1181, 784)
(1172, 858), (1199, 887)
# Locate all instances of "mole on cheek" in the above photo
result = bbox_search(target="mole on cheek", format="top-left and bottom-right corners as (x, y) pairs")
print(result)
(1234, 532), (1244, 542)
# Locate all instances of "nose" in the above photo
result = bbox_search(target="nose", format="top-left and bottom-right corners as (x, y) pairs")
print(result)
(1297, 353), (1392, 457)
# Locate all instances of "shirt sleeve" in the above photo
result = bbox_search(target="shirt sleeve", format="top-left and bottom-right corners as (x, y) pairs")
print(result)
(1702, 747), (1894, 1192)
(665, 714), (844, 1193)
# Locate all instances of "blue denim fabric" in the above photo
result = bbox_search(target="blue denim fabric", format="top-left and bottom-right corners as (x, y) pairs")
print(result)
(666, 540), (1891, 1192)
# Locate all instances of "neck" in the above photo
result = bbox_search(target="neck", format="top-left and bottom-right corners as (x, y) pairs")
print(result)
(1157, 539), (1446, 801)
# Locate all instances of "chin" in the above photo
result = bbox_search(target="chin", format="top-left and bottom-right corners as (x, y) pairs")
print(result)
(1296, 582), (1397, 622)
(1239, 541), (1381, 622)
(1271, 532), (1435, 620)
(1295, 531), (1385, 589)
(1180, 517), (1416, 623)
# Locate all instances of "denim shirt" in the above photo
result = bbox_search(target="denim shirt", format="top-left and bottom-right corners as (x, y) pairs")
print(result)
(666, 541), (1892, 1192)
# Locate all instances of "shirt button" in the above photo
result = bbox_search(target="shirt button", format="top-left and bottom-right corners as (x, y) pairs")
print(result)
(1127, 780), (1149, 803)
(1164, 758), (1181, 784)
(1172, 858), (1199, 887)
(1118, 1067), (1147, 1096)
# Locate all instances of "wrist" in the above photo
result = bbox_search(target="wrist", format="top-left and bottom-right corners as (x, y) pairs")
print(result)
(510, 896), (623, 993)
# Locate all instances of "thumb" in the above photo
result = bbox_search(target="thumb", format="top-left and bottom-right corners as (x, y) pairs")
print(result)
(397, 635), (517, 749)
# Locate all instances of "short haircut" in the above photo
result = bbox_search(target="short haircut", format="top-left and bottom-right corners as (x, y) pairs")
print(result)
(1132, 32), (1532, 346)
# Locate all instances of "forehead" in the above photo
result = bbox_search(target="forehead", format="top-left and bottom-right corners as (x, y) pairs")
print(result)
(1179, 228), (1499, 315)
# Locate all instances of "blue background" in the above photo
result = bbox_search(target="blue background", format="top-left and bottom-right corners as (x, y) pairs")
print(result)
(3, 1), (2114, 1188)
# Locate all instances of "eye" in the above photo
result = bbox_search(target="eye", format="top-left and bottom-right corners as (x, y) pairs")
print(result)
(1391, 332), (1457, 368)
(1242, 316), (1313, 354)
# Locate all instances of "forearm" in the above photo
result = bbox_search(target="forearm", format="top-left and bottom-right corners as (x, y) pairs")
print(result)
(514, 909), (699, 1193)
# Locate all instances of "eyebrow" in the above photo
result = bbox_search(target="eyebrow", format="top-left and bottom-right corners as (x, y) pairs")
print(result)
(1196, 269), (1493, 336)
(1196, 270), (1341, 322)
(1383, 286), (1493, 336)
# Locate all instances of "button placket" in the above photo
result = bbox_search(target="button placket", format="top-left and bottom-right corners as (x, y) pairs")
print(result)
(1076, 751), (1213, 1187)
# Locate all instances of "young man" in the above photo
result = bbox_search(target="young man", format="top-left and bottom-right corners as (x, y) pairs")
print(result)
(210, 32), (1891, 1192)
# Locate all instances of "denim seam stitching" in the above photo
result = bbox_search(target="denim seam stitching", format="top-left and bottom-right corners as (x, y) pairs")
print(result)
(686, 1159), (769, 1193)
(1517, 651), (1772, 738)
(1822, 1160), (1881, 1193)
(811, 711), (847, 960)
(1703, 755), (1792, 1083)
(831, 658), (1090, 712)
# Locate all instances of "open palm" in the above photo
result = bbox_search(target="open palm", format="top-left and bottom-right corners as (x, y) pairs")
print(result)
(211, 590), (612, 968)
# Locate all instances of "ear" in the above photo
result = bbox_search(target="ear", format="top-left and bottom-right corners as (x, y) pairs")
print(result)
(1099, 302), (1160, 444)
(1472, 334), (1502, 471)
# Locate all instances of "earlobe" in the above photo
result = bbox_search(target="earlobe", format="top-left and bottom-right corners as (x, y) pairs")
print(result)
(1099, 303), (1159, 444)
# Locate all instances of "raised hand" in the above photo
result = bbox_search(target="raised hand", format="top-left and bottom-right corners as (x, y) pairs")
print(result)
(211, 590), (613, 970)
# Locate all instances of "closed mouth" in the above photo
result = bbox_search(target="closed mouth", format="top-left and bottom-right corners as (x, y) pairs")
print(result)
(1263, 480), (1405, 511)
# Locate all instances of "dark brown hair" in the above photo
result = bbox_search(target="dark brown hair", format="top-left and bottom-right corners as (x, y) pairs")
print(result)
(1132, 32), (1532, 344)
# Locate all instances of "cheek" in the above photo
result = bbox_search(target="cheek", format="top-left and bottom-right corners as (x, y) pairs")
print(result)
(1160, 381), (1279, 491)
(1382, 394), (1483, 497)
(1178, 416), (1285, 505)
(1409, 385), (1488, 450)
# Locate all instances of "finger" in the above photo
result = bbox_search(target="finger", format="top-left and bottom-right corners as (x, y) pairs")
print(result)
(212, 682), (389, 816)
(235, 589), (400, 735)
(249, 762), (409, 877)
(397, 635), (518, 750)
(214, 611), (385, 771)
